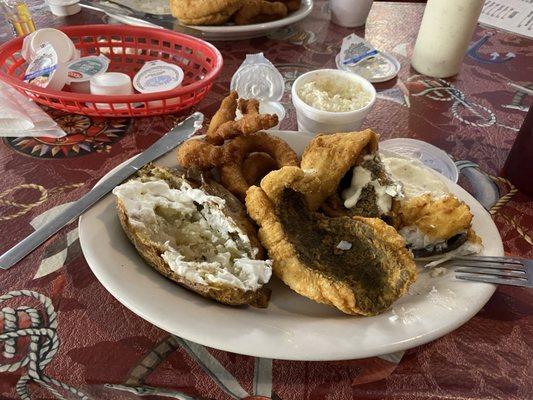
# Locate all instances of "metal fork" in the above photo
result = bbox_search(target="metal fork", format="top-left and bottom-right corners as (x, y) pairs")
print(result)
(443, 256), (532, 288)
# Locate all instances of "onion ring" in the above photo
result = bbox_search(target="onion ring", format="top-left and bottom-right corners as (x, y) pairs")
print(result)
(177, 139), (227, 169)
(243, 152), (278, 185)
(220, 132), (299, 201)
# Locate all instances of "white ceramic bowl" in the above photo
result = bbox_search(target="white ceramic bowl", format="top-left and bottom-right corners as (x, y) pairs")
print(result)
(291, 69), (376, 135)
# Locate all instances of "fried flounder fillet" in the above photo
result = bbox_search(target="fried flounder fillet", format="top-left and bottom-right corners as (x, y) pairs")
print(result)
(234, 0), (288, 25)
(246, 166), (417, 316)
(170, 0), (245, 25)
(300, 130), (379, 211)
(393, 194), (482, 257)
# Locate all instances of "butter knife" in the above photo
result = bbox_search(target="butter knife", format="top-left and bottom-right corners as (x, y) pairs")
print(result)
(0, 112), (204, 270)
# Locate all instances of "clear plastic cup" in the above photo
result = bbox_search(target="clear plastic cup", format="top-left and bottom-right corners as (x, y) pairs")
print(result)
(291, 69), (376, 135)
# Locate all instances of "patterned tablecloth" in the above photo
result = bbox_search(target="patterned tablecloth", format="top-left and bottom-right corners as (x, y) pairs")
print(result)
(0, 1), (532, 399)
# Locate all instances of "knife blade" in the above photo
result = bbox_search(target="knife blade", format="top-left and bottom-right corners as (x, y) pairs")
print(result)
(0, 112), (204, 270)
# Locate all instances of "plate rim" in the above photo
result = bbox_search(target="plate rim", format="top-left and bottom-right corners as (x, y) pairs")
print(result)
(79, 129), (501, 361)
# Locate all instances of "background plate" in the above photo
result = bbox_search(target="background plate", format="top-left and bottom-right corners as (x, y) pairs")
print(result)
(79, 130), (502, 361)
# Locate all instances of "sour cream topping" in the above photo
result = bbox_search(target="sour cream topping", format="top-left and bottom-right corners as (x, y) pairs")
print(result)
(113, 179), (272, 291)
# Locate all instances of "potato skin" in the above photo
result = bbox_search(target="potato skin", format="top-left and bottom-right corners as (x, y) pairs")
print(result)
(116, 165), (270, 307)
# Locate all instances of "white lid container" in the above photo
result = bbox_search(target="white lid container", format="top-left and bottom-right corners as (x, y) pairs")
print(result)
(47, 0), (81, 17)
(67, 55), (110, 93)
(133, 60), (184, 108)
(22, 28), (77, 63)
(90, 72), (133, 109)
(231, 53), (286, 127)
(291, 69), (376, 135)
(379, 138), (459, 182)
(335, 51), (400, 83)
(133, 60), (184, 93)
(23, 43), (68, 91)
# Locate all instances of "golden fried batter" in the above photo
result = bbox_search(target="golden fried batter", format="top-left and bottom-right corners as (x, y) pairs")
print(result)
(243, 152), (278, 185)
(394, 194), (473, 241)
(206, 91), (238, 143)
(220, 133), (299, 201)
(234, 0), (288, 25)
(246, 166), (417, 316)
(300, 130), (379, 211)
(268, 0), (301, 12)
(170, 0), (245, 25)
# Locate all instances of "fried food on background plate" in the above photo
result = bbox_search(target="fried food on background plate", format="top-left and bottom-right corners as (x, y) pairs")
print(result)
(113, 165), (272, 307)
(234, 0), (288, 25)
(170, 0), (245, 25)
(246, 166), (417, 316)
(268, 0), (301, 12)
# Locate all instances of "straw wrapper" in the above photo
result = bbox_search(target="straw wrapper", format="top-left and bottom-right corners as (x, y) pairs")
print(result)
(0, 81), (66, 138)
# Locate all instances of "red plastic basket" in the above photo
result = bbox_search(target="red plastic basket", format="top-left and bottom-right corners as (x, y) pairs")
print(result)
(0, 24), (223, 117)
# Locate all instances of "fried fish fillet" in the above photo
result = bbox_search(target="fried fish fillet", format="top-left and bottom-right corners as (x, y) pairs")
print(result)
(246, 166), (417, 316)
(170, 0), (245, 25)
(392, 193), (481, 257)
(300, 130), (379, 212)
(234, 0), (288, 25)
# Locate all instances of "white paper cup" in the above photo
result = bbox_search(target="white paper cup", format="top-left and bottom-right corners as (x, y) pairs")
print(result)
(331, 0), (374, 28)
(48, 0), (81, 17)
(291, 69), (376, 135)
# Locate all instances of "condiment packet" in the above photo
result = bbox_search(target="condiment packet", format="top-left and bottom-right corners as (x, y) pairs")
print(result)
(340, 33), (378, 65)
(0, 81), (66, 138)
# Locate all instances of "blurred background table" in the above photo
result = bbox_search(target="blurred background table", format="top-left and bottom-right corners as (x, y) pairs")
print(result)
(0, 1), (532, 399)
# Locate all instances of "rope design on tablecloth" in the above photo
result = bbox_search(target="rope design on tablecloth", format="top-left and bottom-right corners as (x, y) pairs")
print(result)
(0, 184), (48, 221)
(49, 183), (84, 195)
(488, 176), (518, 215)
(409, 77), (497, 128)
(500, 213), (533, 246)
(0, 290), (90, 400)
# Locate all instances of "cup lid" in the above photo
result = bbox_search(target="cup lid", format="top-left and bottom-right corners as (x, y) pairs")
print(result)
(133, 60), (184, 93)
(230, 53), (285, 102)
(379, 138), (459, 182)
(29, 28), (75, 64)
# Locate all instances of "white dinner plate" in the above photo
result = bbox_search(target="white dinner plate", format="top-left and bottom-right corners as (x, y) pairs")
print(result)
(79, 130), (502, 361)
(184, 0), (313, 41)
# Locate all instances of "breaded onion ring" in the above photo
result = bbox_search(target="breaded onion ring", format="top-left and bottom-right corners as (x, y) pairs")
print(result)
(243, 152), (278, 185)
(220, 132), (299, 201)
(177, 139), (227, 169)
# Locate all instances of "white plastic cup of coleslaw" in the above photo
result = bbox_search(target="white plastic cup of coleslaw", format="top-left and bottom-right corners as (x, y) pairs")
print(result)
(291, 69), (376, 135)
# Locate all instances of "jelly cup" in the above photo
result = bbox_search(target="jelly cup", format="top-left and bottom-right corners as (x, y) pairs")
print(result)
(291, 69), (376, 135)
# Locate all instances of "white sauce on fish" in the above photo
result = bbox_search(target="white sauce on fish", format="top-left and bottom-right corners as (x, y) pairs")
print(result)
(381, 155), (448, 198)
(341, 155), (402, 214)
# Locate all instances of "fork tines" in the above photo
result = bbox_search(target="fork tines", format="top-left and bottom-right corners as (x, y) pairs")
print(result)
(443, 256), (532, 288)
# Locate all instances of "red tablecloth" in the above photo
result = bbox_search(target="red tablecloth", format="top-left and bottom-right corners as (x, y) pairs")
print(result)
(0, 2), (532, 399)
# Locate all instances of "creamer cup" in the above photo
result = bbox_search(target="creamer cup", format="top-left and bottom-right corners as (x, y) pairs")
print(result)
(24, 43), (67, 91)
(90, 72), (133, 109)
(133, 60), (184, 107)
(67, 55), (110, 93)
(22, 28), (77, 63)
(47, 0), (81, 17)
